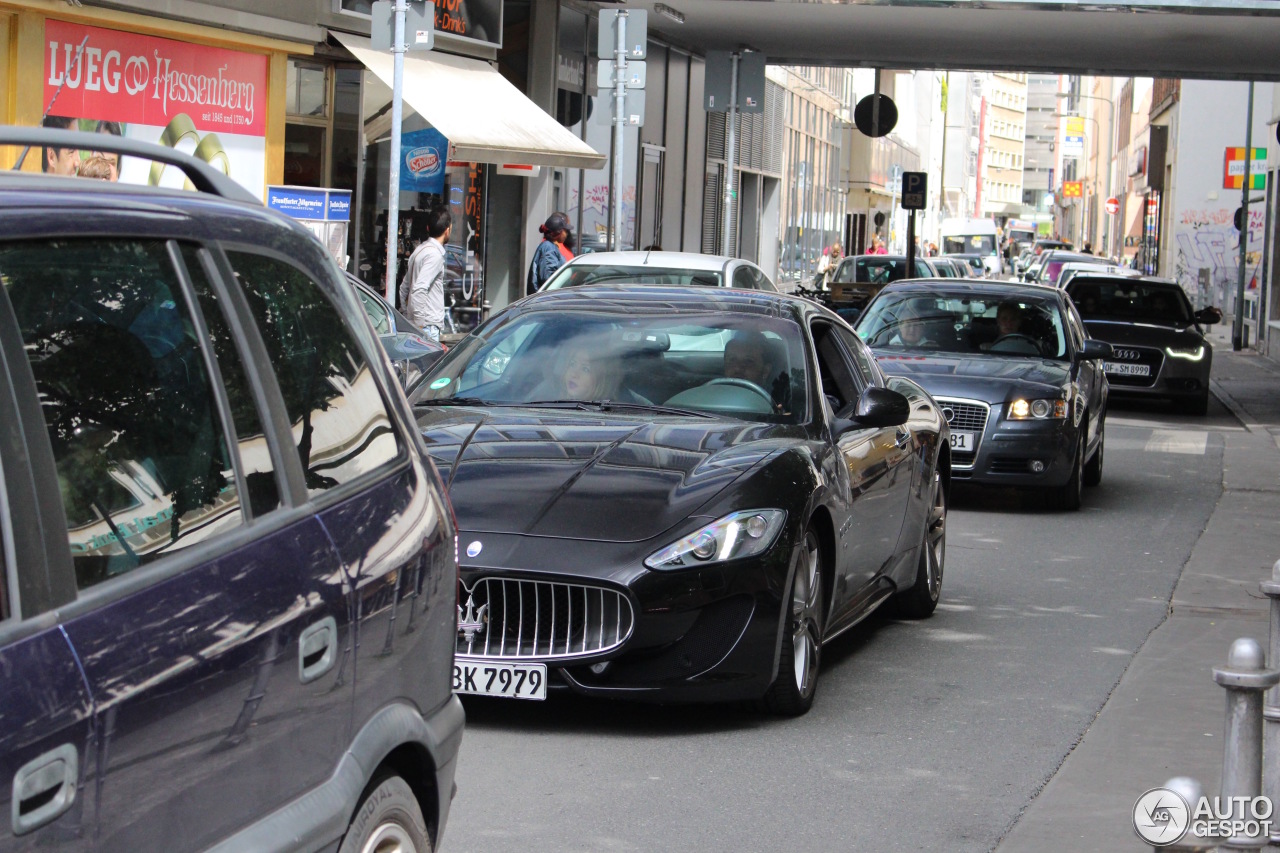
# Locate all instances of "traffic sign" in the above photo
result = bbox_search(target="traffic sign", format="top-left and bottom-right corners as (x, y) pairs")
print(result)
(853, 94), (897, 138)
(1062, 181), (1083, 199)
(597, 61), (646, 89)
(597, 10), (647, 60)
(1105, 196), (1119, 215)
(371, 1), (435, 51)
(593, 87), (646, 127)
(901, 171), (927, 210)
(704, 51), (766, 113)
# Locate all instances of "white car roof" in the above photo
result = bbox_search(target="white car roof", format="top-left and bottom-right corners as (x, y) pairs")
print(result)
(562, 251), (734, 271)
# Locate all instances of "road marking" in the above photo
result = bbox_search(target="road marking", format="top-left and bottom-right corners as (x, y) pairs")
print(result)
(1144, 429), (1208, 455)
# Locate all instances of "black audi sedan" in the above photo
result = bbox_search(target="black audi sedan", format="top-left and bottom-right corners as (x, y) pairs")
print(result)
(854, 280), (1111, 510)
(413, 285), (949, 715)
(1063, 274), (1219, 415)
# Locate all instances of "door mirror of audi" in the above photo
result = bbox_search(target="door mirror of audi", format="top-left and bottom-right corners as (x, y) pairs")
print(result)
(833, 387), (911, 434)
(1076, 340), (1113, 362)
(1194, 307), (1222, 326)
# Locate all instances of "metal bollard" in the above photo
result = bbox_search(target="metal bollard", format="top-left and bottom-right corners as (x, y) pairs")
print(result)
(1155, 776), (1215, 852)
(1213, 637), (1280, 850)
(1258, 558), (1280, 844)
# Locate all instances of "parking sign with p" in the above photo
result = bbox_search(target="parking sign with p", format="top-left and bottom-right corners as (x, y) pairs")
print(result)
(902, 171), (927, 210)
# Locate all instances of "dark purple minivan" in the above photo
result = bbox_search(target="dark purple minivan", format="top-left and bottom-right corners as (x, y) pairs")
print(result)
(0, 128), (461, 853)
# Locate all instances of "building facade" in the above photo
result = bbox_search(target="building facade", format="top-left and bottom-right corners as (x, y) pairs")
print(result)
(979, 71), (1027, 223)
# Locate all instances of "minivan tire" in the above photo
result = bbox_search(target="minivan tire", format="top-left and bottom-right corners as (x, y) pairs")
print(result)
(339, 774), (432, 853)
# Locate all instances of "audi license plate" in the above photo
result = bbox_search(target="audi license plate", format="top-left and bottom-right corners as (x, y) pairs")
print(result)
(949, 431), (976, 451)
(1104, 362), (1151, 377)
(453, 660), (547, 700)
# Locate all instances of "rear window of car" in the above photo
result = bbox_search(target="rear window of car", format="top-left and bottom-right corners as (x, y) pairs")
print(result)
(543, 265), (722, 289)
(1, 238), (249, 589)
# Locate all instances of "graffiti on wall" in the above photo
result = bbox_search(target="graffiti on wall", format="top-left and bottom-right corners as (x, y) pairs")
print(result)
(1173, 207), (1264, 308)
(571, 183), (636, 248)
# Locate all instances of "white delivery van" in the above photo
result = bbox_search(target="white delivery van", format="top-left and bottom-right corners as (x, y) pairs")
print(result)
(939, 217), (1002, 277)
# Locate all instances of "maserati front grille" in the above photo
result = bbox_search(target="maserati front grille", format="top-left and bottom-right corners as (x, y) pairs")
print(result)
(457, 577), (635, 661)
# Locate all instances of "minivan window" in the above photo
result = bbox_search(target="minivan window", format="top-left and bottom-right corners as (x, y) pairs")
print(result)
(0, 239), (246, 589)
(226, 252), (400, 496)
(180, 245), (281, 516)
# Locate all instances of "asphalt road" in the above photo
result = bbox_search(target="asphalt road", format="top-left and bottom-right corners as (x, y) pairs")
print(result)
(442, 398), (1236, 853)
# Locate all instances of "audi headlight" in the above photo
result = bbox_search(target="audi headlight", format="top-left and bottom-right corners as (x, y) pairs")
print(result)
(1006, 398), (1068, 420)
(1165, 345), (1206, 361)
(645, 510), (787, 570)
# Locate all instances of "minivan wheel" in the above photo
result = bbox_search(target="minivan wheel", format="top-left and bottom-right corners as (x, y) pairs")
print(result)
(339, 775), (432, 853)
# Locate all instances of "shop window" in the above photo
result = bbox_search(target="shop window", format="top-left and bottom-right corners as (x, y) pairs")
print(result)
(287, 60), (329, 119)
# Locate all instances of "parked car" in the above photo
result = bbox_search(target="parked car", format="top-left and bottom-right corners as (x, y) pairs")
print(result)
(1032, 239), (1073, 256)
(854, 279), (1111, 510)
(0, 127), (461, 853)
(1053, 262), (1140, 292)
(347, 272), (447, 390)
(930, 256), (972, 278)
(1064, 274), (1220, 415)
(539, 251), (778, 292)
(826, 253), (936, 308)
(412, 285), (949, 716)
(946, 253), (989, 278)
(1027, 250), (1110, 286)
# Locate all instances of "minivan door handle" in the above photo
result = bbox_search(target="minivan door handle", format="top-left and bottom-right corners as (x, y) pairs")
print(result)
(298, 616), (338, 684)
(12, 743), (78, 835)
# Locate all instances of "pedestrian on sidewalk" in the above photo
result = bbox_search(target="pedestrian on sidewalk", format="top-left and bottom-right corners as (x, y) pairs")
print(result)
(399, 206), (451, 343)
(527, 212), (572, 295)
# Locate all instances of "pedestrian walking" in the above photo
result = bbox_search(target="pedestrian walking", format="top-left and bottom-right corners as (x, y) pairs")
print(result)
(1081, 241), (1094, 255)
(399, 206), (451, 343)
(527, 212), (572, 295)
(814, 247), (831, 288)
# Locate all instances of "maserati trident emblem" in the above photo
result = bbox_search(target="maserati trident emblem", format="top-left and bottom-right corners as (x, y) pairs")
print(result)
(457, 594), (489, 646)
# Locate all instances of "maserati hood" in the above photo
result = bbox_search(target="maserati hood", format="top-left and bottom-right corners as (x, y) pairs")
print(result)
(873, 352), (1071, 405)
(416, 407), (794, 542)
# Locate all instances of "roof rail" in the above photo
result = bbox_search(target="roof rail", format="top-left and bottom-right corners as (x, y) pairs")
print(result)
(0, 126), (261, 205)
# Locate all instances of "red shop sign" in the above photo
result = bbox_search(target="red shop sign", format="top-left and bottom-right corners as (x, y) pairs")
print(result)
(44, 20), (268, 137)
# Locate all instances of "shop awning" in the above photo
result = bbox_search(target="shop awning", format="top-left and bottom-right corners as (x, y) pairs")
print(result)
(334, 33), (604, 170)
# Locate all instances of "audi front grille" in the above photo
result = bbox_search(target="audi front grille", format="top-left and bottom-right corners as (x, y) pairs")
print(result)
(457, 577), (635, 661)
(935, 397), (990, 470)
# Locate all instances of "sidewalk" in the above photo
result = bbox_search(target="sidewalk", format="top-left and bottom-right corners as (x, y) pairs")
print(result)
(995, 330), (1280, 852)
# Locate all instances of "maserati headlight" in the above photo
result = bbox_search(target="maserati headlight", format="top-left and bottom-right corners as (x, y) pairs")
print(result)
(645, 510), (787, 570)
(1006, 398), (1068, 420)
(1165, 345), (1206, 361)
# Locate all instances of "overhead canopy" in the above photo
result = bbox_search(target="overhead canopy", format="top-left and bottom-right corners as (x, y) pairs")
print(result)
(335, 32), (605, 169)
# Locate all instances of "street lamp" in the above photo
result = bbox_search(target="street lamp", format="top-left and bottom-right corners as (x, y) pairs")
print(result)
(1057, 91), (1117, 257)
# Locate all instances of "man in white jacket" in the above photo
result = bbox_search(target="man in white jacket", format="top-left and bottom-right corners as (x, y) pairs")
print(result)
(400, 207), (452, 342)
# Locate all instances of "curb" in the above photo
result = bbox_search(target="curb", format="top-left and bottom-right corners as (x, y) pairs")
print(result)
(1210, 378), (1259, 433)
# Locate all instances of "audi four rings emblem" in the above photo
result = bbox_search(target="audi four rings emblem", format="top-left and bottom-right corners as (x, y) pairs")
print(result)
(1112, 348), (1141, 361)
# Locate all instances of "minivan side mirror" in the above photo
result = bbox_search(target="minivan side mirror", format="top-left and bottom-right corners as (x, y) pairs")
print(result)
(1076, 339), (1112, 362)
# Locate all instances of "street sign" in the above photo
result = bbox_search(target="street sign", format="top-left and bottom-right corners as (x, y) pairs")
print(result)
(704, 51), (766, 113)
(901, 171), (927, 209)
(1223, 147), (1267, 190)
(597, 61), (646, 89)
(597, 10), (647, 60)
(1062, 116), (1085, 157)
(853, 94), (897, 138)
(371, 1), (435, 51)
(593, 87), (645, 126)
(1062, 181), (1083, 199)
(1104, 196), (1120, 215)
